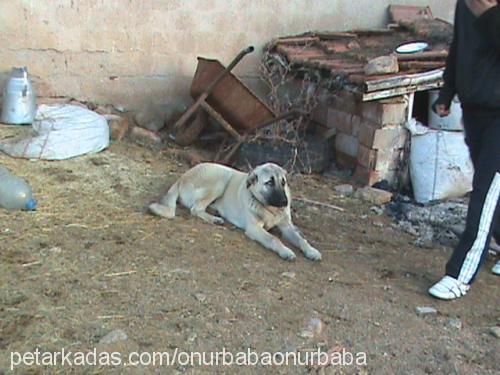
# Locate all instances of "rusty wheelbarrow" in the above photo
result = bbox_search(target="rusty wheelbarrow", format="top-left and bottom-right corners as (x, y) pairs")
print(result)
(171, 46), (304, 163)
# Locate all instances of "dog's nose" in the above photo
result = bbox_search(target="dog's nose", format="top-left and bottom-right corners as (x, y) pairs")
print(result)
(279, 197), (288, 207)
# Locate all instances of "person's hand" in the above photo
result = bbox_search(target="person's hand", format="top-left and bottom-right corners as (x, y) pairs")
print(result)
(465, 0), (498, 17)
(434, 103), (451, 117)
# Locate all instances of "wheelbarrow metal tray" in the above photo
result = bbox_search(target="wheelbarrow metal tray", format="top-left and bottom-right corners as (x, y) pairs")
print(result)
(190, 57), (275, 131)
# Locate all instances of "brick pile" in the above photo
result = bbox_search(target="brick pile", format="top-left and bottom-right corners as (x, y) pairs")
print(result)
(313, 92), (409, 186)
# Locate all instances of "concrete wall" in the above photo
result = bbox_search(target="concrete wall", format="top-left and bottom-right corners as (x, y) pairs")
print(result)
(0, 0), (456, 112)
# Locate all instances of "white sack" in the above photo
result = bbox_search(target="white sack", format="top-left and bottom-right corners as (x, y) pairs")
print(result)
(0, 104), (109, 160)
(406, 119), (473, 204)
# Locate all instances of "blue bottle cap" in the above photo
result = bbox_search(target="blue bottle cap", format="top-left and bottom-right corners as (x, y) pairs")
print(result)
(25, 198), (37, 211)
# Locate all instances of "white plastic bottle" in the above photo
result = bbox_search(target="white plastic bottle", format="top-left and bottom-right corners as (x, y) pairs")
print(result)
(0, 165), (37, 210)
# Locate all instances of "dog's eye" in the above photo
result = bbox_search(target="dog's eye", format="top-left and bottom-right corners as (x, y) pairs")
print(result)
(282, 179), (286, 186)
(265, 178), (275, 186)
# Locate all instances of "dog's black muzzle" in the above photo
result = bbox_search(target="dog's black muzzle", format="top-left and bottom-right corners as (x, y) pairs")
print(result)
(268, 190), (288, 208)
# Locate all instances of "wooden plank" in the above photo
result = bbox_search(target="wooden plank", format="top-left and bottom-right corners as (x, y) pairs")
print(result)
(276, 36), (320, 45)
(397, 50), (448, 61)
(362, 81), (443, 102)
(400, 61), (446, 70)
(352, 28), (395, 36)
(364, 68), (444, 92)
(317, 32), (358, 40)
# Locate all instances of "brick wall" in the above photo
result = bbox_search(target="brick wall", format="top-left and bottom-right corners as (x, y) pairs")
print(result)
(313, 92), (409, 186)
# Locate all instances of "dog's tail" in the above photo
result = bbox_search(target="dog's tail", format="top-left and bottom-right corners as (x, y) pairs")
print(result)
(149, 181), (179, 219)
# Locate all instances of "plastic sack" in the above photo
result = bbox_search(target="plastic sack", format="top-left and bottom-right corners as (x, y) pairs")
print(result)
(0, 104), (109, 160)
(406, 119), (473, 204)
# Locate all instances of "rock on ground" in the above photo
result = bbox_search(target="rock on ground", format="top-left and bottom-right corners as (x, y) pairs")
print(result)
(99, 329), (128, 345)
(415, 306), (438, 316)
(334, 184), (354, 196)
(130, 126), (162, 146)
(490, 326), (500, 339)
(355, 187), (393, 205)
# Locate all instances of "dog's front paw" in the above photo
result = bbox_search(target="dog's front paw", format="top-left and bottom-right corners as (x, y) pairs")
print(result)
(279, 248), (297, 261)
(213, 217), (225, 225)
(304, 247), (322, 261)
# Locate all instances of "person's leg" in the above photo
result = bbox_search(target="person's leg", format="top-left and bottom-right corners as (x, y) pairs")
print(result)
(493, 213), (500, 276)
(493, 212), (500, 244)
(430, 114), (500, 299)
(463, 116), (500, 257)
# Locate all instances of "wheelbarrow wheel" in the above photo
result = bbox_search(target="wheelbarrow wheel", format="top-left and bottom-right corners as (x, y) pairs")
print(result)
(172, 109), (208, 146)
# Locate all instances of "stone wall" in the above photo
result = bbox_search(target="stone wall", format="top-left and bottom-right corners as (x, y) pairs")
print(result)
(0, 0), (455, 113)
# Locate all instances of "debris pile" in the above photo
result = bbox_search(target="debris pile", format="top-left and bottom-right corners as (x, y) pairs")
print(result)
(386, 196), (468, 248)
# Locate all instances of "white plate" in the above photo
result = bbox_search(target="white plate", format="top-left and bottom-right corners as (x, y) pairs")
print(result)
(396, 42), (429, 54)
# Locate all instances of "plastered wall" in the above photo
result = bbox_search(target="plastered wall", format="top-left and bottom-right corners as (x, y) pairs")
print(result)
(0, 0), (456, 112)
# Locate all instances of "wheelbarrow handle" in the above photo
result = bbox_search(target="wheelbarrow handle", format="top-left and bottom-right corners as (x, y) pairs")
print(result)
(174, 46), (255, 131)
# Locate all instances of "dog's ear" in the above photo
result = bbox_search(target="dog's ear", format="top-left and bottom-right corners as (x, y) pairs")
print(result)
(246, 172), (258, 188)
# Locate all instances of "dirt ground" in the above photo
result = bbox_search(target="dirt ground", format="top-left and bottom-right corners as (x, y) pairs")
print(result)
(0, 126), (498, 374)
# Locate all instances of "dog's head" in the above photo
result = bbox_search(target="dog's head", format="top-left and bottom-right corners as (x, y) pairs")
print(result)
(246, 163), (290, 208)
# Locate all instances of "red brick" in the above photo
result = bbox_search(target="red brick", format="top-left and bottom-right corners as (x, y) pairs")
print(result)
(361, 100), (407, 126)
(358, 125), (408, 149)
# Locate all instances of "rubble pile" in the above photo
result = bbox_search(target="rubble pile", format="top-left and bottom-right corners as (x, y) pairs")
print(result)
(386, 196), (468, 248)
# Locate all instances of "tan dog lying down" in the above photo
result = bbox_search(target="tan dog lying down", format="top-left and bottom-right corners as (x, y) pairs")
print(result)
(149, 162), (322, 261)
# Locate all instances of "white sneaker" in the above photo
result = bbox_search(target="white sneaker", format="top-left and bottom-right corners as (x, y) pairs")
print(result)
(428, 276), (470, 300)
(492, 261), (500, 276)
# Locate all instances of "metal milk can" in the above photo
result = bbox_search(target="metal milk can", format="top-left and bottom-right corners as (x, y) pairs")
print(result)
(1, 67), (37, 124)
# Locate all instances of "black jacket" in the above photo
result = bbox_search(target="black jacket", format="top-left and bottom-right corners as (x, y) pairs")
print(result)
(436, 1), (500, 113)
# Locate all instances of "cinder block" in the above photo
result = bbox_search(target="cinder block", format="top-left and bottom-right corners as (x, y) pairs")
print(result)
(331, 91), (360, 115)
(336, 150), (358, 169)
(357, 145), (403, 170)
(357, 145), (377, 169)
(335, 132), (359, 158)
(312, 105), (329, 126)
(351, 115), (363, 137)
(328, 109), (353, 133)
(376, 148), (403, 171)
(314, 122), (337, 139)
(361, 99), (407, 126)
(358, 125), (408, 149)
(354, 165), (398, 186)
(354, 166), (380, 186)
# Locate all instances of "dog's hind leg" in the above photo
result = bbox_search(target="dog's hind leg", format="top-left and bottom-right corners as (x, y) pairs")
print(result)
(190, 195), (225, 225)
(149, 181), (179, 219)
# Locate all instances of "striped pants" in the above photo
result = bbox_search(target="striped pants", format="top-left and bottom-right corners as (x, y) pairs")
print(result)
(446, 112), (500, 284)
